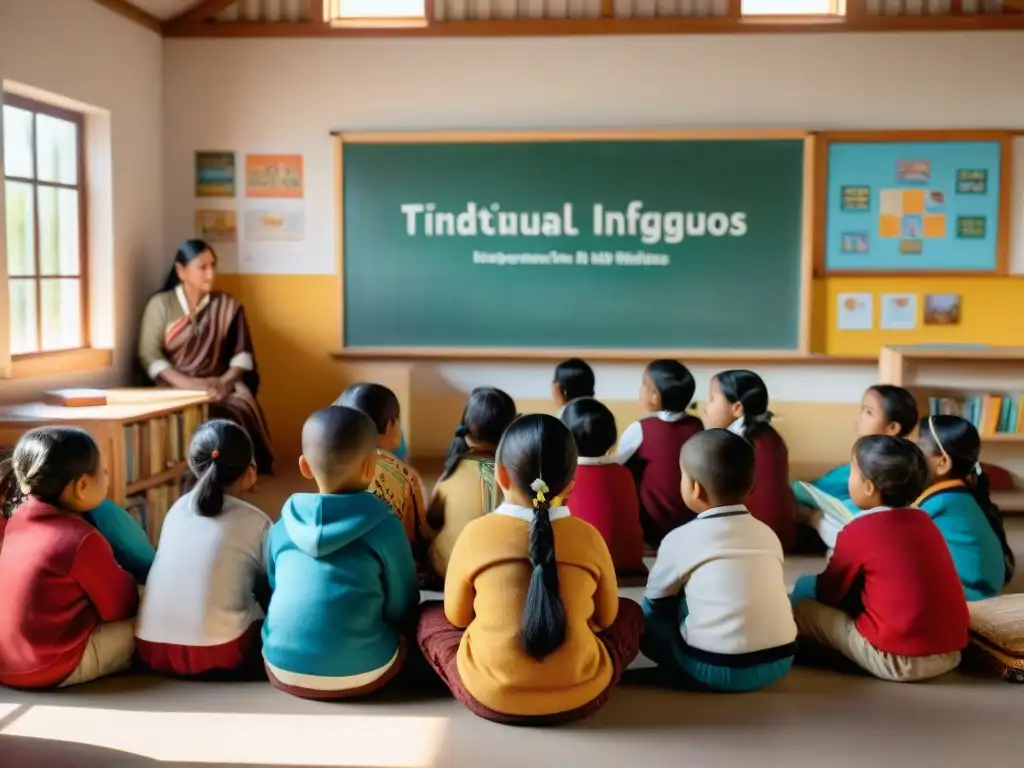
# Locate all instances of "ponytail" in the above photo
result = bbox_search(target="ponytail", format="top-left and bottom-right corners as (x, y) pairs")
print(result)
(716, 370), (772, 438)
(193, 462), (225, 517)
(439, 387), (517, 482)
(187, 419), (254, 518)
(439, 425), (471, 483)
(969, 467), (1016, 585)
(0, 456), (22, 519)
(522, 483), (566, 660)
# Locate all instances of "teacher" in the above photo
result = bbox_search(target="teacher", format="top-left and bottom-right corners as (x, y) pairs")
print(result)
(138, 239), (274, 474)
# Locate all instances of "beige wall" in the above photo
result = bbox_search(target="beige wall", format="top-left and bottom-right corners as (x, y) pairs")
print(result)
(0, 0), (165, 398)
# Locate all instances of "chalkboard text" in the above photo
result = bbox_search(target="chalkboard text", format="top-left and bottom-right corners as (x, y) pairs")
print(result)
(400, 201), (747, 246)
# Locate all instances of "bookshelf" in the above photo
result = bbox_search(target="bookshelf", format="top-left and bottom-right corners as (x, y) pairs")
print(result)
(0, 389), (211, 543)
(879, 345), (1024, 511)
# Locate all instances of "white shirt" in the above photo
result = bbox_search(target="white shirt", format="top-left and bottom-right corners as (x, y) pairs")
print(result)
(492, 502), (571, 522)
(615, 411), (689, 464)
(136, 492), (271, 647)
(644, 504), (797, 656)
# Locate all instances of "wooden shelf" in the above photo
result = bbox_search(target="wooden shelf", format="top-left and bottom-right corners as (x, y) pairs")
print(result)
(126, 461), (189, 496)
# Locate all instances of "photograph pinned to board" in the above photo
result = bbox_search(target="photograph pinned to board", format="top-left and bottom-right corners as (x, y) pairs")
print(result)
(956, 216), (986, 239)
(840, 186), (871, 212)
(956, 169), (987, 194)
(195, 209), (238, 243)
(924, 294), (962, 326)
(245, 154), (304, 198)
(900, 239), (923, 255)
(837, 293), (873, 331)
(896, 160), (930, 184)
(840, 232), (869, 254)
(880, 293), (918, 331)
(195, 152), (236, 197)
(244, 204), (305, 241)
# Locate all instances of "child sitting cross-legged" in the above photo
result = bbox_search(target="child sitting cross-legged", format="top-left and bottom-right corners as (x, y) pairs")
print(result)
(641, 429), (797, 692)
(262, 406), (419, 699)
(790, 435), (969, 682)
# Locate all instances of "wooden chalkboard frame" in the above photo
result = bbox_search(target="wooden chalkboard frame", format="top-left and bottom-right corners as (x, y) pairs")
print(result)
(332, 129), (816, 361)
(814, 129), (1014, 278)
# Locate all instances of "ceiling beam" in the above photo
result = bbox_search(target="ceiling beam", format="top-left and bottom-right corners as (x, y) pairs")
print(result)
(90, 0), (162, 34)
(163, 0), (241, 34)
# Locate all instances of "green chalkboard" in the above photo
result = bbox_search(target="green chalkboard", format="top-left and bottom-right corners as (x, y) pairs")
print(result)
(341, 135), (807, 352)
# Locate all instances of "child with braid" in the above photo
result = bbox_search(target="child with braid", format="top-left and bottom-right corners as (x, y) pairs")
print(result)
(417, 414), (643, 725)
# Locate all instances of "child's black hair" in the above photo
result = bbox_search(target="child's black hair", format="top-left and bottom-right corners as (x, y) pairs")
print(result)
(561, 398), (618, 459)
(439, 387), (517, 482)
(918, 415), (1015, 584)
(867, 384), (919, 437)
(646, 359), (696, 413)
(302, 405), (380, 481)
(497, 414), (578, 661)
(715, 369), (773, 437)
(188, 419), (254, 517)
(0, 427), (100, 518)
(337, 383), (400, 436)
(852, 435), (929, 509)
(553, 358), (595, 403)
(681, 429), (755, 505)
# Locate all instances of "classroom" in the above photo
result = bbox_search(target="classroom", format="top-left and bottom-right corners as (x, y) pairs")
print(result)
(1, 0), (1024, 766)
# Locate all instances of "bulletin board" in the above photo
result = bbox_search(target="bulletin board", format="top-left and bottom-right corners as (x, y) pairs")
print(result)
(819, 132), (1011, 275)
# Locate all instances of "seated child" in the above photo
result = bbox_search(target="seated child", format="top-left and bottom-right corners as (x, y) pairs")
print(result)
(262, 406), (419, 699)
(337, 383), (427, 556)
(561, 398), (647, 579)
(790, 435), (969, 682)
(642, 429), (796, 692)
(552, 358), (595, 416)
(916, 415), (1014, 601)
(616, 359), (703, 546)
(702, 369), (797, 552)
(135, 420), (269, 678)
(799, 384), (918, 548)
(426, 387), (517, 582)
(417, 414), (643, 725)
(0, 427), (138, 688)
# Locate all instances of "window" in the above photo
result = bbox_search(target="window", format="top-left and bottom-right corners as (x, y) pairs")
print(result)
(742, 0), (844, 14)
(3, 94), (87, 356)
(326, 0), (428, 25)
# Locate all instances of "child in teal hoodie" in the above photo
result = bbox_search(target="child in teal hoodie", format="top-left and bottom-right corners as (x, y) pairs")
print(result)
(916, 415), (1014, 601)
(262, 406), (419, 699)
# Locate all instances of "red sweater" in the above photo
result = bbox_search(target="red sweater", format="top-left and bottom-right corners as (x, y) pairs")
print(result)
(0, 497), (139, 688)
(626, 416), (703, 543)
(746, 426), (798, 552)
(818, 507), (969, 657)
(569, 462), (647, 577)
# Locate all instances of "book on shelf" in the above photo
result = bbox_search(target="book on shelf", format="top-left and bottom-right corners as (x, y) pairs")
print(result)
(928, 394), (1023, 436)
(42, 389), (107, 407)
(792, 481), (855, 530)
(122, 404), (205, 486)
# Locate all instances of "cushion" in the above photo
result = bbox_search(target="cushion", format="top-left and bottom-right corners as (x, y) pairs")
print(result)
(966, 594), (1024, 683)
(981, 462), (1014, 492)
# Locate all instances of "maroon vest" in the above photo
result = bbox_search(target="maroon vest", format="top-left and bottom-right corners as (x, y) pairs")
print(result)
(626, 416), (703, 544)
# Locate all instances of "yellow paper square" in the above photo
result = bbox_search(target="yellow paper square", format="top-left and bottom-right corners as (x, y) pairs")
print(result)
(901, 189), (925, 215)
(923, 214), (946, 239)
(879, 214), (901, 238)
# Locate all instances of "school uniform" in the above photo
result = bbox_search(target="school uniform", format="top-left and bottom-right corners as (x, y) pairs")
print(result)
(570, 456), (647, 578)
(729, 419), (798, 552)
(791, 506), (969, 682)
(426, 453), (500, 581)
(0, 497), (138, 689)
(416, 504), (643, 723)
(617, 411), (704, 546)
(642, 504), (796, 692)
(916, 480), (1008, 601)
(135, 492), (270, 677)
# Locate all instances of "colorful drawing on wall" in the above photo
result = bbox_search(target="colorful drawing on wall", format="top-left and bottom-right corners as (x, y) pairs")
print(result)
(841, 232), (869, 253)
(956, 169), (987, 194)
(957, 216), (986, 239)
(837, 293), (873, 331)
(245, 154), (304, 198)
(195, 209), (237, 242)
(825, 140), (1002, 272)
(880, 293), (917, 330)
(841, 186), (870, 211)
(195, 152), (236, 197)
(244, 206), (305, 241)
(896, 160), (930, 183)
(924, 294), (961, 325)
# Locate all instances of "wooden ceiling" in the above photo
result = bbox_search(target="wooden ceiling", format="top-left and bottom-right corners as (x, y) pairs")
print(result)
(102, 0), (1024, 37)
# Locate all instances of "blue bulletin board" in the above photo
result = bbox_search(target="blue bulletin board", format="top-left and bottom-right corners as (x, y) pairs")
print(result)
(824, 137), (1007, 273)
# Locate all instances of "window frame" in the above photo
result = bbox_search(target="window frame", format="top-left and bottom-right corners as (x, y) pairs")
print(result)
(3, 91), (90, 359)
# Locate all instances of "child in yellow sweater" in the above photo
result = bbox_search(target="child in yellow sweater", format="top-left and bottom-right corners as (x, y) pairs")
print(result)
(416, 414), (643, 725)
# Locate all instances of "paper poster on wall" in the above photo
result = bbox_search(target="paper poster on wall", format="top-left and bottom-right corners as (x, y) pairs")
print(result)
(195, 209), (237, 243)
(195, 152), (236, 197)
(840, 232), (869, 253)
(837, 293), (873, 331)
(841, 186), (870, 211)
(880, 293), (917, 330)
(956, 169), (987, 194)
(957, 216), (986, 239)
(245, 154), (304, 198)
(924, 294), (962, 325)
(896, 160), (930, 183)
(244, 205), (305, 241)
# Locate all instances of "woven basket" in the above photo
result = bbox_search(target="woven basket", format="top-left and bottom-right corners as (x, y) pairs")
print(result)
(967, 594), (1024, 683)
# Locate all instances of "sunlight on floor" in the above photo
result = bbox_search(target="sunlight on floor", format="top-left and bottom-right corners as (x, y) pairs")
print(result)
(1, 706), (448, 766)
